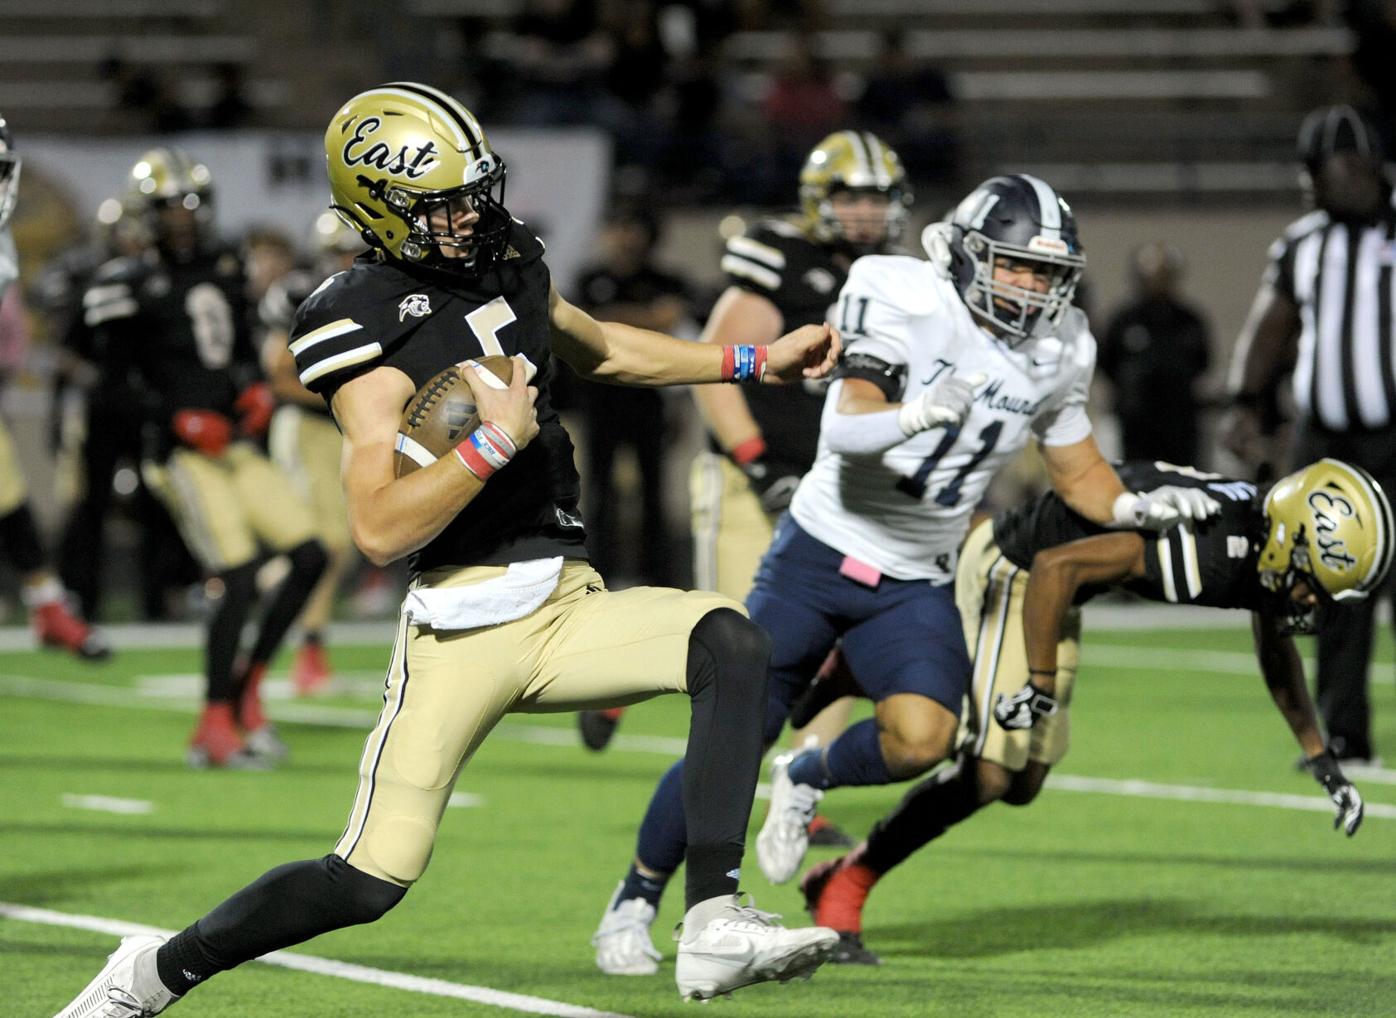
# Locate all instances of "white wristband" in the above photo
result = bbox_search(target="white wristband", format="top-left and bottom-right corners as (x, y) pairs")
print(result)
(1110, 492), (1144, 529)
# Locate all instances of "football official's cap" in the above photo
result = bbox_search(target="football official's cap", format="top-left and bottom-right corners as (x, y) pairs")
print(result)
(1297, 105), (1384, 171)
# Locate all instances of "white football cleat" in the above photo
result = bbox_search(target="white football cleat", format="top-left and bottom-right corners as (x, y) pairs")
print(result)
(674, 894), (838, 1001)
(54, 935), (178, 1017)
(756, 751), (822, 884)
(592, 881), (662, 975)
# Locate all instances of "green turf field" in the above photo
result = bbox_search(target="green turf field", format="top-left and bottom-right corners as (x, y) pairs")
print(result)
(3, 622), (1394, 1017)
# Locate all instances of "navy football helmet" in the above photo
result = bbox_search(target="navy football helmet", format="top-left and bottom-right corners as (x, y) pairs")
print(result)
(946, 174), (1085, 342)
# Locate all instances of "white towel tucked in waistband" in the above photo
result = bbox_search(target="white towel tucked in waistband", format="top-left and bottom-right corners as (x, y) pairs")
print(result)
(403, 556), (564, 631)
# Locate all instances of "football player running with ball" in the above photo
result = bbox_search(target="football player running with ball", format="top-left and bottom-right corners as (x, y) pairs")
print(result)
(54, 82), (844, 1017)
(590, 174), (1223, 971)
(800, 459), (1381, 963)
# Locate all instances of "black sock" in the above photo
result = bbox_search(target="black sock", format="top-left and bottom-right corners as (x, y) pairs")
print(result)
(681, 608), (770, 910)
(155, 854), (405, 996)
(618, 863), (668, 910)
(0, 504), (44, 573)
(863, 758), (983, 875)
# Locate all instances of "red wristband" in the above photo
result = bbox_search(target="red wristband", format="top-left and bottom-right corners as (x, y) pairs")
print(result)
(730, 436), (767, 465)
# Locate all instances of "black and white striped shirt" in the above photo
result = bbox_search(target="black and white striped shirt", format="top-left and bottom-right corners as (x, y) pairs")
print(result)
(1266, 202), (1396, 431)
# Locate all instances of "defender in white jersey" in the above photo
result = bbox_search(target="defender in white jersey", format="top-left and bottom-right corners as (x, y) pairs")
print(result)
(751, 174), (1221, 889)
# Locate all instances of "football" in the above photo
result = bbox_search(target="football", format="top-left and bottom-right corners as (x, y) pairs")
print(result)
(394, 355), (515, 477)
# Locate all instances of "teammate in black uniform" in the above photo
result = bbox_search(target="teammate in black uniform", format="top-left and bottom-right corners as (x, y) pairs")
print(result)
(82, 147), (327, 768)
(261, 211), (368, 695)
(579, 130), (909, 768)
(799, 459), (1384, 963)
(54, 82), (843, 1016)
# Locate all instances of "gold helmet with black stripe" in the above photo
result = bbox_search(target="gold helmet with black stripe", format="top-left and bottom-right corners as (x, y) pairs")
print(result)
(1259, 459), (1394, 633)
(799, 130), (911, 253)
(324, 81), (509, 274)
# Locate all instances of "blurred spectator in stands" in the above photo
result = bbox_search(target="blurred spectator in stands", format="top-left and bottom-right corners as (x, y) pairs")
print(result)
(572, 203), (693, 585)
(508, 0), (619, 127)
(1099, 242), (1212, 466)
(206, 63), (254, 130)
(762, 34), (847, 147)
(100, 58), (192, 133)
(856, 31), (960, 187)
(1346, 1), (1396, 135)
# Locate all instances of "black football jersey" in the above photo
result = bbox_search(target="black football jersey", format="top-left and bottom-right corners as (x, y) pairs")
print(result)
(289, 220), (586, 574)
(83, 246), (256, 456)
(717, 218), (845, 470)
(992, 462), (1269, 611)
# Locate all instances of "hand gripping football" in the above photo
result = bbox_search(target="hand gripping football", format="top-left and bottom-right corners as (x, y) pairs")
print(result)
(393, 355), (515, 478)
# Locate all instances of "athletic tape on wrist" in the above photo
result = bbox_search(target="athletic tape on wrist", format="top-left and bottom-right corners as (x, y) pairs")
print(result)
(454, 422), (517, 481)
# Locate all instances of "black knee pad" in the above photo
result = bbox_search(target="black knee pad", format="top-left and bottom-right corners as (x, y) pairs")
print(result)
(686, 608), (772, 697)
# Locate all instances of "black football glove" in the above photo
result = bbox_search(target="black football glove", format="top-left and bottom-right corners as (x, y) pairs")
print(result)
(739, 455), (804, 514)
(1305, 748), (1364, 837)
(993, 680), (1059, 731)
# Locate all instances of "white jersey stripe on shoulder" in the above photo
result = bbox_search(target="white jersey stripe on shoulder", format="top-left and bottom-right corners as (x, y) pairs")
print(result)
(1178, 525), (1201, 600)
(1019, 174), (1062, 238)
(300, 342), (383, 387)
(727, 236), (785, 270)
(720, 254), (781, 291)
(1156, 534), (1179, 603)
(83, 298), (139, 327)
(289, 318), (363, 356)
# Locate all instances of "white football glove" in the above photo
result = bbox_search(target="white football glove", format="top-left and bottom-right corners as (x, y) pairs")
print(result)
(898, 371), (986, 436)
(1307, 749), (1365, 837)
(993, 681), (1059, 731)
(920, 221), (956, 281)
(1111, 485), (1221, 531)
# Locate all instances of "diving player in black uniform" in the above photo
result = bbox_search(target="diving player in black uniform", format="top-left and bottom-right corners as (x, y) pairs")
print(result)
(55, 81), (844, 1017)
(799, 459), (1384, 963)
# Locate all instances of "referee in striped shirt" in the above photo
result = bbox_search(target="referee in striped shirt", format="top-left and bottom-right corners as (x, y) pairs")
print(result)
(1227, 104), (1396, 764)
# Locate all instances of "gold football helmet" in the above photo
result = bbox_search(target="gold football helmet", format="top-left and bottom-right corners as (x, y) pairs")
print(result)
(324, 82), (509, 273)
(799, 130), (911, 252)
(1259, 459), (1394, 631)
(125, 146), (214, 251)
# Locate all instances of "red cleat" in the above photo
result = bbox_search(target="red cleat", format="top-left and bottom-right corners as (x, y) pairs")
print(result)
(31, 599), (111, 661)
(187, 703), (260, 769)
(291, 642), (331, 696)
(800, 851), (883, 965)
(236, 661), (269, 732)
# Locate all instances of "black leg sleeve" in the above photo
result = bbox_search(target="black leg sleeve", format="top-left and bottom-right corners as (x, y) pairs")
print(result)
(0, 503), (45, 574)
(862, 757), (984, 875)
(156, 854), (405, 996)
(682, 607), (771, 910)
(245, 540), (328, 667)
(207, 563), (259, 702)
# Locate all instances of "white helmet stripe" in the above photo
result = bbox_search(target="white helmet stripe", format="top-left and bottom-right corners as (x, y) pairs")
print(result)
(862, 132), (892, 188)
(1019, 173), (1062, 239)
(379, 82), (483, 158)
(844, 130), (873, 183)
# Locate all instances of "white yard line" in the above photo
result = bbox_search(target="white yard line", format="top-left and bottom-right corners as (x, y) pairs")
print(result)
(0, 902), (634, 1018)
(4, 674), (1395, 820)
(60, 794), (154, 815)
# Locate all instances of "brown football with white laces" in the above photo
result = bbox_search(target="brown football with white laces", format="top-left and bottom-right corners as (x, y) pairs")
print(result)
(393, 355), (515, 478)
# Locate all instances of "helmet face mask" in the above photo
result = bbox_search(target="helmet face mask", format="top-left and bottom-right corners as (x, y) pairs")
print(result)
(0, 117), (20, 231)
(1258, 459), (1394, 633)
(326, 82), (512, 276)
(799, 131), (911, 254)
(948, 175), (1085, 345)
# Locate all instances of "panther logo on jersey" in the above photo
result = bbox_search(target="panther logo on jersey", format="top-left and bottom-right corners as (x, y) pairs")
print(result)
(399, 293), (432, 321)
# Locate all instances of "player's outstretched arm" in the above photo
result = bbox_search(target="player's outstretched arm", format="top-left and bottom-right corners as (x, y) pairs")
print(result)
(332, 360), (539, 565)
(1042, 436), (1219, 530)
(548, 284), (838, 386)
(1250, 609), (1363, 835)
(1224, 284), (1300, 462)
(996, 532), (1145, 731)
